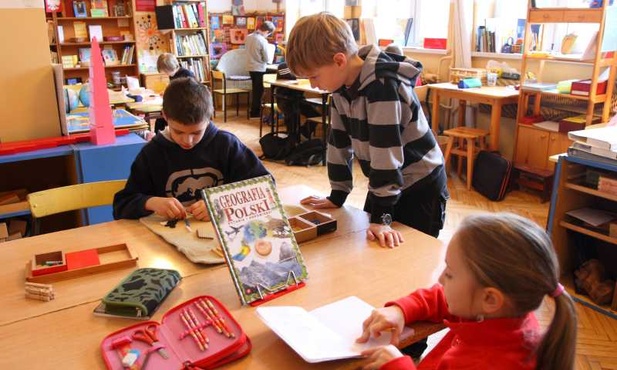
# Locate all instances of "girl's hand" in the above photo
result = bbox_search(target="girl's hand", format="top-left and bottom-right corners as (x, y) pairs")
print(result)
(187, 200), (210, 221)
(360, 345), (404, 370)
(367, 224), (404, 248)
(145, 197), (187, 220)
(300, 195), (337, 209)
(356, 306), (406, 345)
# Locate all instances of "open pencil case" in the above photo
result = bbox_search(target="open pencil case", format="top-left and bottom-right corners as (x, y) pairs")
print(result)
(100, 295), (251, 369)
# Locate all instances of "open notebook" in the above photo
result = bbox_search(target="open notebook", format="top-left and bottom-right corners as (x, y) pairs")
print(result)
(256, 296), (411, 363)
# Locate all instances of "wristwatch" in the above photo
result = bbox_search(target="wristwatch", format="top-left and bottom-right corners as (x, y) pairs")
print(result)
(380, 213), (392, 227)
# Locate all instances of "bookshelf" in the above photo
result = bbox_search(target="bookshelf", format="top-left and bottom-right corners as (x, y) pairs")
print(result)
(513, 1), (617, 171)
(548, 155), (617, 319)
(46, 0), (139, 86)
(209, 12), (285, 66)
(155, 1), (211, 84)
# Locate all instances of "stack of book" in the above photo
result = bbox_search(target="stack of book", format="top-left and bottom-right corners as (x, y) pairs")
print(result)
(568, 126), (617, 165)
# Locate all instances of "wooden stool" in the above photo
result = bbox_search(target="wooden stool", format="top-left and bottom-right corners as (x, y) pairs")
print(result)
(443, 127), (489, 190)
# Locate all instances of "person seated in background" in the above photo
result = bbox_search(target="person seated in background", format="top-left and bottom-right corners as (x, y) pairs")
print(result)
(275, 62), (321, 139)
(153, 53), (197, 133)
(113, 77), (270, 221)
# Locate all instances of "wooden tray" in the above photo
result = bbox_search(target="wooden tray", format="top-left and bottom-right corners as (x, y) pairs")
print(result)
(25, 243), (138, 283)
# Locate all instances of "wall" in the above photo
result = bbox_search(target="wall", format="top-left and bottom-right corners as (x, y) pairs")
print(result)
(0, 1), (60, 142)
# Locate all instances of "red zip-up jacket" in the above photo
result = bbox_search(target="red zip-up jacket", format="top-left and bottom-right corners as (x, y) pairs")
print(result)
(381, 285), (540, 370)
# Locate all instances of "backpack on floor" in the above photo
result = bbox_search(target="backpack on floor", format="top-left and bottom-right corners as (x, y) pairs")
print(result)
(284, 139), (324, 166)
(259, 132), (297, 160)
(472, 151), (512, 201)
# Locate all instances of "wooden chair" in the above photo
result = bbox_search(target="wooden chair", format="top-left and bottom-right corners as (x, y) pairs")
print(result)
(443, 127), (489, 190)
(27, 180), (127, 235)
(211, 70), (251, 122)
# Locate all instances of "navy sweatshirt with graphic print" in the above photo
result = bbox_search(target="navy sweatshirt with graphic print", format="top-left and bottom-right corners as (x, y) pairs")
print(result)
(113, 123), (270, 220)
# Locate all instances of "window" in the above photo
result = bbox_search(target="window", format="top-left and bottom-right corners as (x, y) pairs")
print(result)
(361, 0), (449, 47)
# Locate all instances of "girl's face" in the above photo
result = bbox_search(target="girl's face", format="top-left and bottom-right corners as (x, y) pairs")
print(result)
(438, 236), (486, 318)
(167, 119), (207, 150)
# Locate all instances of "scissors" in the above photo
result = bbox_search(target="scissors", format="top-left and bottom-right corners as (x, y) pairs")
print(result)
(132, 324), (169, 359)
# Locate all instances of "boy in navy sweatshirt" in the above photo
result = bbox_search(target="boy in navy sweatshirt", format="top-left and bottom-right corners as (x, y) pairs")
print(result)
(114, 78), (270, 221)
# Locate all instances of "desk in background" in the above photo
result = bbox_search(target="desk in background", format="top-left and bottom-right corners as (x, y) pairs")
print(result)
(428, 83), (519, 151)
(269, 79), (331, 163)
(0, 185), (445, 369)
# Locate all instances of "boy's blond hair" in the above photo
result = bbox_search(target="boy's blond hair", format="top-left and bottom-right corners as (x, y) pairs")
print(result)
(157, 53), (179, 74)
(286, 12), (358, 76)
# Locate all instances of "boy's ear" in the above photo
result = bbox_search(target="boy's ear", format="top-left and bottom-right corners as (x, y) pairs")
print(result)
(332, 52), (347, 67)
(480, 287), (505, 315)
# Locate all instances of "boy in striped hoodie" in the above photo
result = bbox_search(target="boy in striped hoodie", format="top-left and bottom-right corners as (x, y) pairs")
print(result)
(287, 12), (449, 248)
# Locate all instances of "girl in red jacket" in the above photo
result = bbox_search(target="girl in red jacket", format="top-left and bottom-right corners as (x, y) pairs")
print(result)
(357, 212), (577, 370)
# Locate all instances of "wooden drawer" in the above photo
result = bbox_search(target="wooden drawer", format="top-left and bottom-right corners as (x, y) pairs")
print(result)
(528, 9), (565, 23)
(563, 8), (603, 23)
(140, 73), (169, 95)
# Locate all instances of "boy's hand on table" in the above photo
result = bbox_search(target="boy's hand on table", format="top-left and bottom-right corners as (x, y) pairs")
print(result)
(187, 200), (210, 221)
(300, 195), (337, 209)
(145, 197), (187, 220)
(367, 224), (404, 248)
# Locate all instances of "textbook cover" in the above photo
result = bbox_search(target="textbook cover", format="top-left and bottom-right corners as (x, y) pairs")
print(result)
(202, 175), (308, 305)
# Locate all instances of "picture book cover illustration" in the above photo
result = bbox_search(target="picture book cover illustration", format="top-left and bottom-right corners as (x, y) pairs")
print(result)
(202, 175), (308, 305)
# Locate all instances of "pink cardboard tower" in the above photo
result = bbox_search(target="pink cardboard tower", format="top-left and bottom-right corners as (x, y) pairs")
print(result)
(88, 37), (116, 145)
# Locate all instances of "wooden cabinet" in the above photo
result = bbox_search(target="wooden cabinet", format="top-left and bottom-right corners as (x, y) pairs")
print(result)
(514, 1), (617, 171)
(155, 1), (211, 84)
(515, 124), (572, 170)
(47, 0), (139, 85)
(548, 156), (617, 318)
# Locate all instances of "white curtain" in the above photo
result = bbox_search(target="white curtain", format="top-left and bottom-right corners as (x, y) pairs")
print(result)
(448, 0), (472, 69)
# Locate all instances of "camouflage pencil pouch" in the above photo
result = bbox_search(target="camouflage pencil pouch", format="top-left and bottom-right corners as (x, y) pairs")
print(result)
(101, 268), (182, 318)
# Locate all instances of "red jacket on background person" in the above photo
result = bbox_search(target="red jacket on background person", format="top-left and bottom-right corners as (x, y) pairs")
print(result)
(380, 285), (540, 370)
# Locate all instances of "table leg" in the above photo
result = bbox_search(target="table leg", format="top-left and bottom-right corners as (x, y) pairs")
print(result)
(431, 90), (440, 135)
(489, 100), (502, 151)
(269, 87), (275, 135)
(458, 100), (466, 127)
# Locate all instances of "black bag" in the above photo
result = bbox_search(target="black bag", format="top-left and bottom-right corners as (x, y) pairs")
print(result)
(472, 151), (512, 201)
(259, 132), (297, 160)
(284, 139), (324, 166)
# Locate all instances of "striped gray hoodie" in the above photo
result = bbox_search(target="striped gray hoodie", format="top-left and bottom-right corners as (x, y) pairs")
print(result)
(327, 45), (447, 223)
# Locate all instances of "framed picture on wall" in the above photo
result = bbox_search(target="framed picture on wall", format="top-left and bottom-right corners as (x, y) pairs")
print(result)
(230, 28), (248, 44)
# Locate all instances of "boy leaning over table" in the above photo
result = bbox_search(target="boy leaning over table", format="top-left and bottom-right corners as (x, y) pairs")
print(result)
(287, 13), (449, 249)
(113, 77), (270, 221)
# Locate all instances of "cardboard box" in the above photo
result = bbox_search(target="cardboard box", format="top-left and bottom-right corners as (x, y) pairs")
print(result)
(571, 79), (608, 96)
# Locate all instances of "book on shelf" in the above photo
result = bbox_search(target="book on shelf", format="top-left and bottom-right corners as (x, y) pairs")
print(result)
(201, 175), (309, 306)
(571, 141), (617, 160)
(88, 25), (103, 42)
(569, 127), (617, 151)
(101, 48), (119, 65)
(90, 0), (109, 17)
(256, 296), (411, 363)
(78, 47), (91, 63)
(568, 147), (617, 166)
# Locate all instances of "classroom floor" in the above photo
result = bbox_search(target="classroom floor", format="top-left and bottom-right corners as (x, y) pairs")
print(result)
(214, 115), (617, 369)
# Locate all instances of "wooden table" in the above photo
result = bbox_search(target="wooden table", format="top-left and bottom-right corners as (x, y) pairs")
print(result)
(0, 185), (445, 369)
(428, 82), (519, 151)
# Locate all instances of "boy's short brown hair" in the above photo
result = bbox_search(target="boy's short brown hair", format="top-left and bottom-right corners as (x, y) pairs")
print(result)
(162, 78), (213, 125)
(286, 12), (358, 76)
(157, 53), (179, 74)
